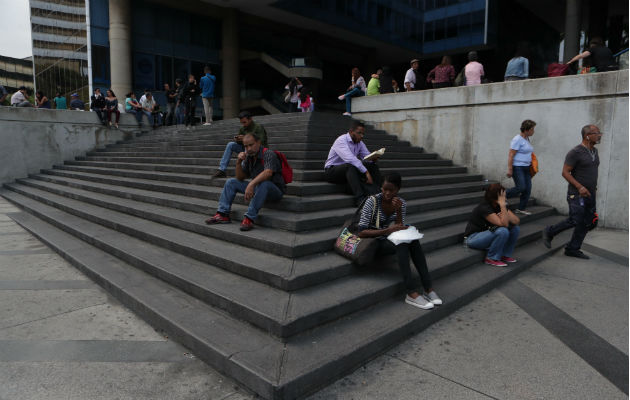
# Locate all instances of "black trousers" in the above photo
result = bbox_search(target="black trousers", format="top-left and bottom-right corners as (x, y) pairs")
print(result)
(376, 239), (432, 294)
(324, 162), (381, 204)
(94, 108), (106, 124)
(546, 194), (596, 251)
(184, 99), (196, 126)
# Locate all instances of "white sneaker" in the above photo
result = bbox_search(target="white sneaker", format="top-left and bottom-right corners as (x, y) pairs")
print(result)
(338, 94), (345, 100)
(405, 294), (434, 310)
(424, 291), (443, 306)
(515, 209), (532, 215)
(203, 122), (212, 126)
(342, 112), (352, 116)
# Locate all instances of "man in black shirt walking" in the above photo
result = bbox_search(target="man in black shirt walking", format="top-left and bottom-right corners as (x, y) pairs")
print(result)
(542, 124), (602, 259)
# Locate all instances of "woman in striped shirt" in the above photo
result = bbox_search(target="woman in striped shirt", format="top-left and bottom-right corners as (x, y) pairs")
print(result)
(357, 172), (442, 310)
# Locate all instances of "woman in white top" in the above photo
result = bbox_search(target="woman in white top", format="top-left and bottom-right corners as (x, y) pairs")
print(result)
(338, 67), (366, 116)
(506, 120), (536, 215)
(284, 78), (303, 112)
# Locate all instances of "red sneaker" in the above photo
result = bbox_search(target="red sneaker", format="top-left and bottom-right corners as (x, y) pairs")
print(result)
(205, 213), (231, 224)
(501, 256), (517, 263)
(484, 258), (508, 267)
(240, 217), (254, 231)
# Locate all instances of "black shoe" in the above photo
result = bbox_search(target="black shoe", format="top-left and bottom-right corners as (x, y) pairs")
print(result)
(564, 249), (590, 259)
(212, 170), (226, 178)
(542, 229), (552, 249)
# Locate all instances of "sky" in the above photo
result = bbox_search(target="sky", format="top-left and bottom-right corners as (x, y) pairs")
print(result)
(0, 0), (33, 59)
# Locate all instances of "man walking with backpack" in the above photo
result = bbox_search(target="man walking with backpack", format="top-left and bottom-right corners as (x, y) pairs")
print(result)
(205, 132), (286, 231)
(200, 65), (216, 126)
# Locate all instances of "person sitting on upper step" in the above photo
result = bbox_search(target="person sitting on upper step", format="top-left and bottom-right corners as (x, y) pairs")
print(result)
(464, 183), (521, 267)
(205, 132), (284, 231)
(324, 120), (382, 206)
(357, 172), (442, 310)
(212, 111), (267, 178)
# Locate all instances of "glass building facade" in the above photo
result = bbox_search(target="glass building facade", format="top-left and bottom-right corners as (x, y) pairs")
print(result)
(29, 0), (90, 107)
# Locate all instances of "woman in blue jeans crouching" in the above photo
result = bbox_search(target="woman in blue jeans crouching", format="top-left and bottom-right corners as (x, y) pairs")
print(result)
(464, 183), (521, 267)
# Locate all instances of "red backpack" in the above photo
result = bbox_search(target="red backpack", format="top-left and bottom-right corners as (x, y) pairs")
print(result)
(262, 148), (293, 184)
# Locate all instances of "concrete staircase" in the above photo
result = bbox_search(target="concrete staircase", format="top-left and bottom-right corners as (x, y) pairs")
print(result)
(1, 112), (570, 399)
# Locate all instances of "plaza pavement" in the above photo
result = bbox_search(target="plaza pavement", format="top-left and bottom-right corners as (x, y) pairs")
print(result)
(0, 196), (627, 400)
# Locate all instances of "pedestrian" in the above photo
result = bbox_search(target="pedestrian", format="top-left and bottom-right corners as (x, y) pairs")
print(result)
(338, 67), (366, 117)
(504, 51), (529, 81)
(205, 132), (285, 231)
(200, 65), (216, 125)
(284, 78), (303, 113)
(105, 89), (120, 128)
(181, 74), (200, 129)
(567, 37), (616, 72)
(379, 66), (397, 94)
(212, 111), (267, 178)
(0, 84), (8, 104)
(427, 56), (455, 88)
(367, 69), (382, 96)
(357, 172), (442, 310)
(141, 92), (160, 128)
(298, 89), (312, 112)
(404, 58), (425, 91)
(464, 51), (485, 86)
(70, 93), (84, 110)
(542, 125), (603, 259)
(174, 78), (184, 125)
(163, 83), (177, 126)
(324, 120), (381, 206)
(90, 88), (107, 125)
(35, 91), (51, 109)
(10, 86), (32, 107)
(125, 92), (143, 126)
(506, 120), (536, 215)
(464, 183), (521, 267)
(53, 91), (67, 109)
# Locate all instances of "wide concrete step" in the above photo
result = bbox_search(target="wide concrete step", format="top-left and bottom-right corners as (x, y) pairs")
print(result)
(0, 187), (351, 291)
(39, 166), (482, 197)
(78, 155), (452, 169)
(25, 173), (500, 232)
(7, 209), (571, 399)
(87, 150), (436, 160)
(105, 141), (423, 153)
(43, 166), (487, 211)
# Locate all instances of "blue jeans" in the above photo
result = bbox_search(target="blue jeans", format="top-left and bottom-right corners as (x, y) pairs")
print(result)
(142, 110), (161, 126)
(546, 194), (596, 251)
(506, 165), (532, 210)
(219, 142), (244, 172)
(176, 104), (185, 125)
(344, 87), (364, 113)
(217, 178), (283, 221)
(126, 109), (143, 125)
(467, 226), (520, 260)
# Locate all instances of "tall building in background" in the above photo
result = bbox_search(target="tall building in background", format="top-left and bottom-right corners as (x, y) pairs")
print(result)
(0, 56), (34, 94)
(29, 0), (90, 102)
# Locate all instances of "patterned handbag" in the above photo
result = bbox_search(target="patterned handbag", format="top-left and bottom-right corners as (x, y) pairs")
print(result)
(334, 196), (380, 265)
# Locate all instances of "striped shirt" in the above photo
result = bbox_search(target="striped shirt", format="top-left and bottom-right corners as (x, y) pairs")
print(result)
(357, 193), (407, 234)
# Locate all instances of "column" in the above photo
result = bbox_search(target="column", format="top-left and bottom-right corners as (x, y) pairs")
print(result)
(563, 0), (580, 62)
(108, 0), (132, 97)
(222, 8), (240, 119)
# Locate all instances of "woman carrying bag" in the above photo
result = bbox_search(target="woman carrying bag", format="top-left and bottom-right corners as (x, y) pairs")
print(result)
(355, 172), (442, 310)
(506, 120), (537, 215)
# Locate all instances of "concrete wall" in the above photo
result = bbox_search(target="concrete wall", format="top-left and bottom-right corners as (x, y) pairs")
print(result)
(0, 107), (139, 185)
(353, 71), (629, 229)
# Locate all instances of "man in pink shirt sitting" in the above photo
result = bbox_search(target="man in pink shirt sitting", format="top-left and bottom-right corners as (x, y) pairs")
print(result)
(465, 51), (485, 86)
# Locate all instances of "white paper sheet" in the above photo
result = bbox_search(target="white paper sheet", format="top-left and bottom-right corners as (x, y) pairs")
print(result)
(387, 225), (424, 245)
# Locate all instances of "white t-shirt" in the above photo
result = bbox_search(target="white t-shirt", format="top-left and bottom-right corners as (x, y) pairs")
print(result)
(404, 68), (416, 88)
(284, 84), (303, 103)
(11, 91), (27, 105)
(352, 76), (367, 93)
(141, 97), (155, 110)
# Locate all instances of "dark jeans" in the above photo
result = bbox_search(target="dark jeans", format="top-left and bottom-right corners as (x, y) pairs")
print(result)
(324, 162), (381, 204)
(432, 81), (452, 88)
(127, 109), (143, 125)
(107, 108), (120, 123)
(93, 108), (106, 125)
(506, 165), (532, 210)
(546, 194), (596, 251)
(288, 102), (298, 112)
(164, 103), (175, 126)
(376, 239), (432, 294)
(185, 100), (196, 126)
